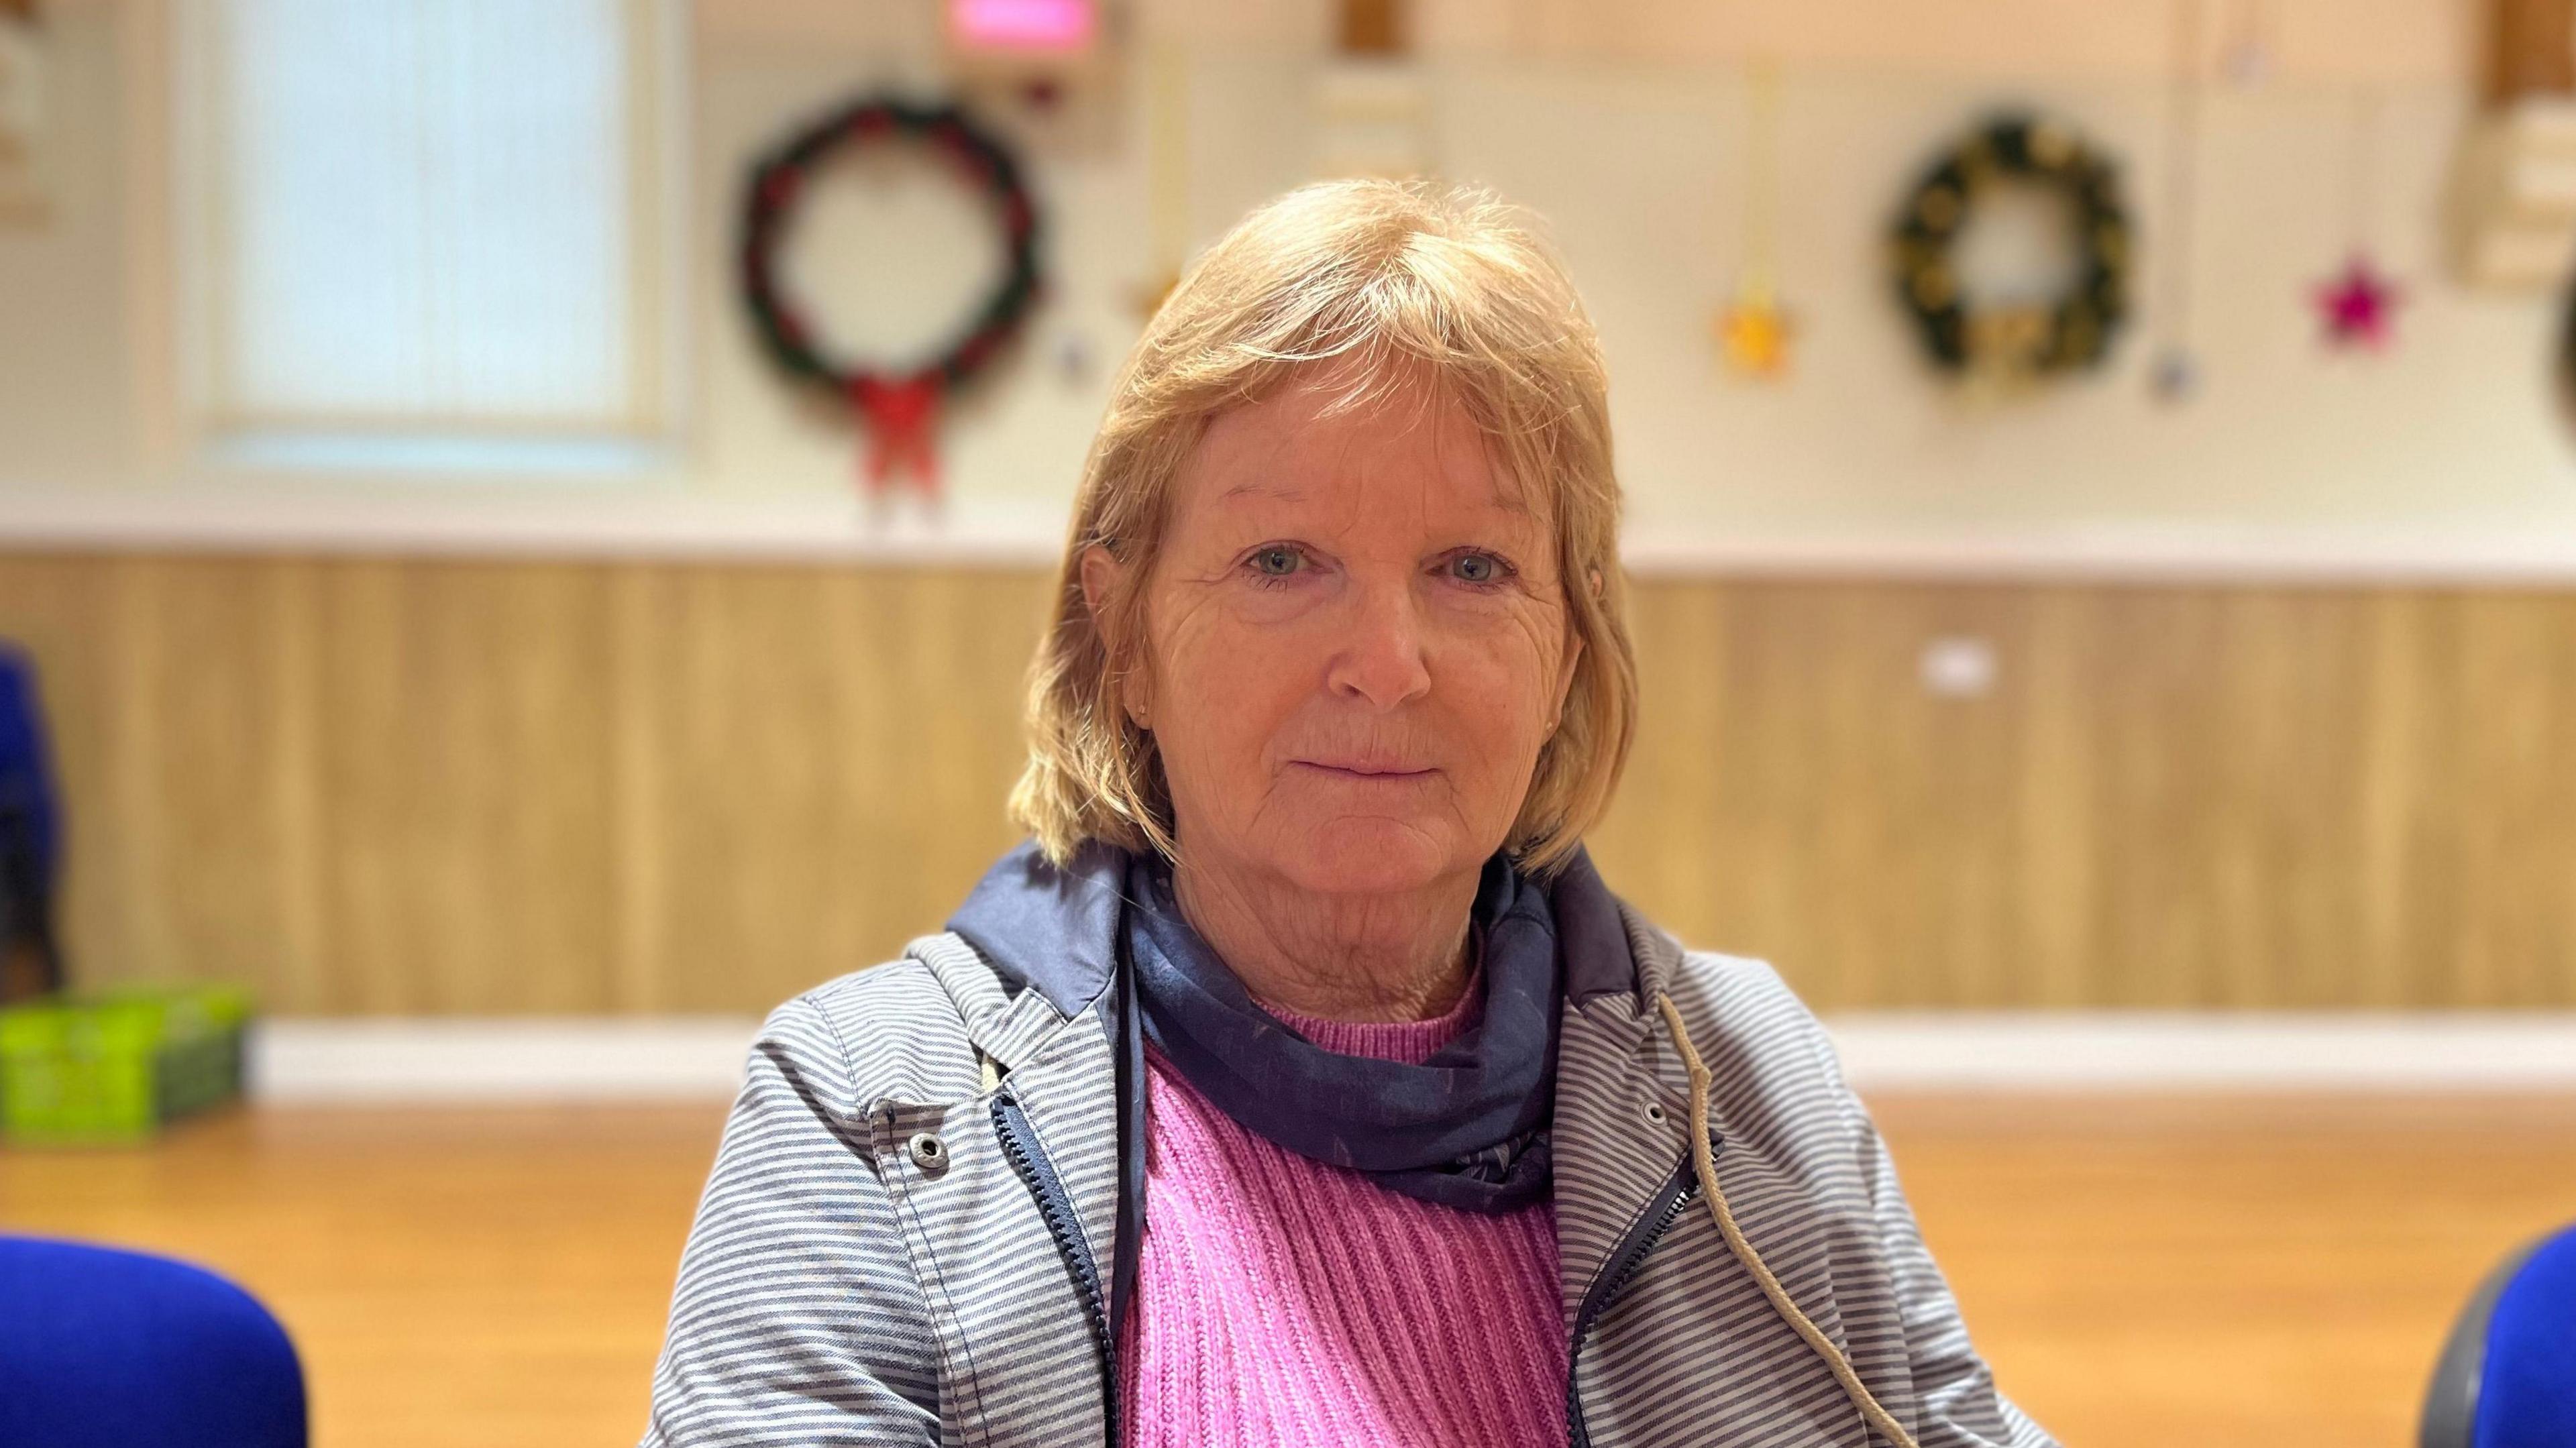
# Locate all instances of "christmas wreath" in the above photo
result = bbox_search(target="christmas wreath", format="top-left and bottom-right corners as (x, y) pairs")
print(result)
(1889, 113), (2130, 382)
(741, 97), (1042, 498)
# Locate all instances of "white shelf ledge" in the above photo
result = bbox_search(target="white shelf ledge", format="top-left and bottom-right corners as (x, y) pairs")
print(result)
(1827, 1012), (2576, 1091)
(245, 1011), (2576, 1103)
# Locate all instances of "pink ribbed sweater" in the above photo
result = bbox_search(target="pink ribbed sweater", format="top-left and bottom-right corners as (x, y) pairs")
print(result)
(1118, 972), (1569, 1447)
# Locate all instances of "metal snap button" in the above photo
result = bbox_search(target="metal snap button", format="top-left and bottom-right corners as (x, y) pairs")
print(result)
(906, 1131), (948, 1172)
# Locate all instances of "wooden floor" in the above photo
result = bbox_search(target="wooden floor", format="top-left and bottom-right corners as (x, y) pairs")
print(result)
(2, 1095), (2571, 1447)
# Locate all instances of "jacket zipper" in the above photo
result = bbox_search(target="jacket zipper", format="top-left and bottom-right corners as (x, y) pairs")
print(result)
(1564, 1146), (1704, 1448)
(992, 1094), (1122, 1447)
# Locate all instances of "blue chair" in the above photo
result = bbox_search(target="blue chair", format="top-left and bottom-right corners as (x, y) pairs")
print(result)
(0, 1236), (307, 1448)
(0, 643), (64, 999)
(2422, 1225), (2576, 1448)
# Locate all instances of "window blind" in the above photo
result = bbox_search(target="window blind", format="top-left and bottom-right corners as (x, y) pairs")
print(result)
(202, 0), (656, 436)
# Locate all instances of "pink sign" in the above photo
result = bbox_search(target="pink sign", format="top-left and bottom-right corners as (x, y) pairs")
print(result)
(949, 0), (1096, 54)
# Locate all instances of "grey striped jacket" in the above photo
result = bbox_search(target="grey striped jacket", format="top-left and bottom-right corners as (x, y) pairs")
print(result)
(642, 881), (2055, 1447)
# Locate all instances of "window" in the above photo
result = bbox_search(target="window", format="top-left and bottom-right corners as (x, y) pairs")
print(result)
(178, 0), (681, 467)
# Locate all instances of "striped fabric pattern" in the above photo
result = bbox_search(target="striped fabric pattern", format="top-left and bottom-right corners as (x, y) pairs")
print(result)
(643, 900), (2056, 1448)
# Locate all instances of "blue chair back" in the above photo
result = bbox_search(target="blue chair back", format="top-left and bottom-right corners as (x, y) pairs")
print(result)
(0, 1236), (307, 1448)
(0, 643), (63, 995)
(2423, 1225), (2576, 1448)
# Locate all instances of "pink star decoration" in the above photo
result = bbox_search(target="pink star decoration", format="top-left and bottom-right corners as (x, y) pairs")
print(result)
(2314, 254), (2400, 350)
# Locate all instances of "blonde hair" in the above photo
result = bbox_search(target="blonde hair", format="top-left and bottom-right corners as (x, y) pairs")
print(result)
(1008, 178), (1638, 876)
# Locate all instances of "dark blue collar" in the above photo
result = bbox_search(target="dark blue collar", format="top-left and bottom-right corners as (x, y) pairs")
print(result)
(947, 838), (1638, 1020)
(1122, 848), (1557, 1211)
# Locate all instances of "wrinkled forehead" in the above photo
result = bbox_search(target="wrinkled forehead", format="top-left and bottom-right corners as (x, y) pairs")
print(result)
(1187, 355), (1548, 522)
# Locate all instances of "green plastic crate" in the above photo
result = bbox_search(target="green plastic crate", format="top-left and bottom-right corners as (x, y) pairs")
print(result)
(0, 985), (252, 1144)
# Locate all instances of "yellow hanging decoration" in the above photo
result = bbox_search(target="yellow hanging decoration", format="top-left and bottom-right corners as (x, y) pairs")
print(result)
(1715, 62), (1793, 382)
(1717, 286), (1794, 380)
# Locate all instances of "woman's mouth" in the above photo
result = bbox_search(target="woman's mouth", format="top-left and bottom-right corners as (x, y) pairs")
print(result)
(1291, 760), (1438, 782)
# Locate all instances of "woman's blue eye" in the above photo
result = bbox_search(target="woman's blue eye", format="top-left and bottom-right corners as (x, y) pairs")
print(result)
(1450, 552), (1507, 585)
(1252, 547), (1301, 577)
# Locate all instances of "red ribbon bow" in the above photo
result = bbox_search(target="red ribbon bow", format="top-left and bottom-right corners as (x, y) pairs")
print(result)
(847, 374), (945, 499)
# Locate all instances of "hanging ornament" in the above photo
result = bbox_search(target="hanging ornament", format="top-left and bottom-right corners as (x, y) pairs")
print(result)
(2314, 254), (2401, 349)
(739, 97), (1044, 505)
(1717, 287), (1795, 379)
(2220, 0), (2273, 89)
(1715, 61), (1795, 382)
(2147, 0), (2207, 404)
(1053, 329), (1097, 386)
(2150, 350), (2202, 402)
(2314, 91), (2402, 353)
(1888, 113), (2133, 390)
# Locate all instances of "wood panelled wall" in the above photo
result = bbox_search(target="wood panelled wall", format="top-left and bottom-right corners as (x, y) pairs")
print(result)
(8, 551), (2576, 1015)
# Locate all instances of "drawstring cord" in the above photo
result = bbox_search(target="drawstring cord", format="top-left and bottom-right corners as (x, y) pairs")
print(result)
(1654, 993), (1925, 1448)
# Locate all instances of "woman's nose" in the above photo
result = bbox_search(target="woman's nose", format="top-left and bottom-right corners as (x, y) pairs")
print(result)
(1326, 579), (1432, 710)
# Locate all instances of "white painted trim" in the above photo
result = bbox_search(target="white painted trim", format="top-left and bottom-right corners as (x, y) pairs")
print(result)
(1614, 527), (2576, 588)
(18, 484), (2576, 585)
(250, 1017), (759, 1103)
(245, 1012), (2576, 1103)
(0, 485), (1074, 567)
(1825, 1013), (2576, 1091)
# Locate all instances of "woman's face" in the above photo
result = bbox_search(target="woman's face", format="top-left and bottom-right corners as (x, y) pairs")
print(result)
(1093, 373), (1582, 899)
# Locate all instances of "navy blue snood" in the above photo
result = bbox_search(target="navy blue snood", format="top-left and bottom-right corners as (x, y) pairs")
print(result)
(1122, 850), (1560, 1213)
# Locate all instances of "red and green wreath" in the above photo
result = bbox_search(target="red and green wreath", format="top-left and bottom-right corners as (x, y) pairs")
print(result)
(741, 97), (1044, 500)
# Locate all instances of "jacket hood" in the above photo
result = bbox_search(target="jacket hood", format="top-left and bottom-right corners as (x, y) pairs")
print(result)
(945, 838), (1642, 1018)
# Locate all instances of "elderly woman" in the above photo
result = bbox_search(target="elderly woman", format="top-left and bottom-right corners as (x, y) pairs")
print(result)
(644, 181), (2051, 1448)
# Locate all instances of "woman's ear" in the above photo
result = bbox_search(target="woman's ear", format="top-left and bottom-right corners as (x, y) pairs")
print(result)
(1080, 545), (1152, 729)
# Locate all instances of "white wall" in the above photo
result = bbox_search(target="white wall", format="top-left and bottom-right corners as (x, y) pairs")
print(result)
(1470, 68), (2569, 557)
(3, 0), (2571, 575)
